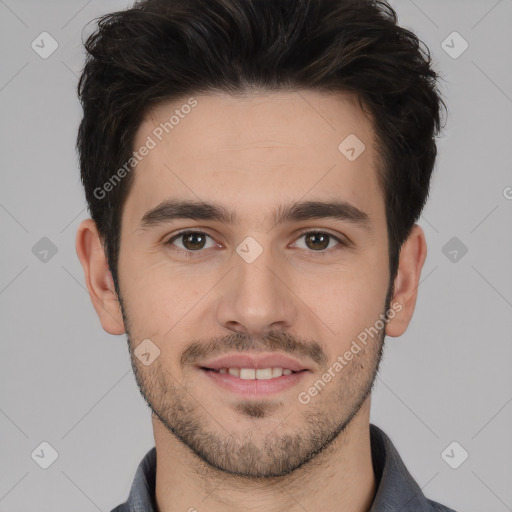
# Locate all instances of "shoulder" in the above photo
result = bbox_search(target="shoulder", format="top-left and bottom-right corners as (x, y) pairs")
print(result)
(427, 498), (459, 511)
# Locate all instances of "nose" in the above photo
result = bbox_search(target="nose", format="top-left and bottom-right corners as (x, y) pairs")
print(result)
(215, 244), (298, 337)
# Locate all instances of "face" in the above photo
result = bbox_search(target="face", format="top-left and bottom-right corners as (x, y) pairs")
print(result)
(115, 90), (394, 477)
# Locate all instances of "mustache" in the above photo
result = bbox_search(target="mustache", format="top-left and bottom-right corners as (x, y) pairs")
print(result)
(180, 331), (328, 369)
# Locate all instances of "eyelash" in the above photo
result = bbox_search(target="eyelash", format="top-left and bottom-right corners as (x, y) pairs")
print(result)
(164, 229), (347, 258)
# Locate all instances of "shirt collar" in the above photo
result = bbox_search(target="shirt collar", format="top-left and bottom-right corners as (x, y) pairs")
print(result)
(113, 424), (453, 512)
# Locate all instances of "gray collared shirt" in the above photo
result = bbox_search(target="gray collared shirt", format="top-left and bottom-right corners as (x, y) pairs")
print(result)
(110, 424), (457, 512)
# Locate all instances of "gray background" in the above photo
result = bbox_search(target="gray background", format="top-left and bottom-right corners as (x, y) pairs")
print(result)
(1, 0), (511, 510)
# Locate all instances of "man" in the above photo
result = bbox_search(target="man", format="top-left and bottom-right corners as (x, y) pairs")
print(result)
(75, 0), (454, 510)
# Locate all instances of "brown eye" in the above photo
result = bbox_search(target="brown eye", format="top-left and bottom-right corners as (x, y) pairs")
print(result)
(166, 231), (216, 252)
(294, 231), (344, 252)
(304, 232), (330, 250)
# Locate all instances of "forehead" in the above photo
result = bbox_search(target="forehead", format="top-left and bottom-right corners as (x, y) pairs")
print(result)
(124, 90), (384, 228)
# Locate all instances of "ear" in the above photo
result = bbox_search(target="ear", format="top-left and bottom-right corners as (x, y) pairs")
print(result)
(385, 224), (427, 337)
(75, 219), (125, 335)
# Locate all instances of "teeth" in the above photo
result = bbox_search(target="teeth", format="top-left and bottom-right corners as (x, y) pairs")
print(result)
(215, 367), (296, 379)
(240, 368), (256, 379)
(272, 367), (283, 378)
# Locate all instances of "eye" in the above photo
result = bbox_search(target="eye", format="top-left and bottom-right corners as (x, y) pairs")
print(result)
(164, 229), (347, 257)
(292, 230), (345, 253)
(165, 230), (218, 254)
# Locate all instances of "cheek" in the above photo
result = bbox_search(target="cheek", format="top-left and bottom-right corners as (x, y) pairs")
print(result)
(299, 258), (389, 346)
(119, 258), (201, 338)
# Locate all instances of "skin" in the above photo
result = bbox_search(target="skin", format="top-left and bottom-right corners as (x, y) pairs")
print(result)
(76, 90), (427, 512)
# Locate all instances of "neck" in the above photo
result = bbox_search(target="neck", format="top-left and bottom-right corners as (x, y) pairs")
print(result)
(153, 398), (376, 512)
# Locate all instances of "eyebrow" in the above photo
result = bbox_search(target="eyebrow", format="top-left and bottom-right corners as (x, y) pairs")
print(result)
(139, 199), (372, 232)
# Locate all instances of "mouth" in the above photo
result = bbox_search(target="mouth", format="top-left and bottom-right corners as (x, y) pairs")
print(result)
(200, 367), (306, 379)
(198, 366), (310, 397)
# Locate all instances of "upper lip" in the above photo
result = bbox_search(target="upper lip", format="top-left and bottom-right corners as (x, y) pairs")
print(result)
(198, 353), (310, 372)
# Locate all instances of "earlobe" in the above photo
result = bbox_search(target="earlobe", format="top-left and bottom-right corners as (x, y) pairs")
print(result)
(385, 224), (427, 338)
(75, 219), (126, 335)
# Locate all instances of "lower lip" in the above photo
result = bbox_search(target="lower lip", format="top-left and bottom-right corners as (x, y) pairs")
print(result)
(200, 368), (309, 397)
